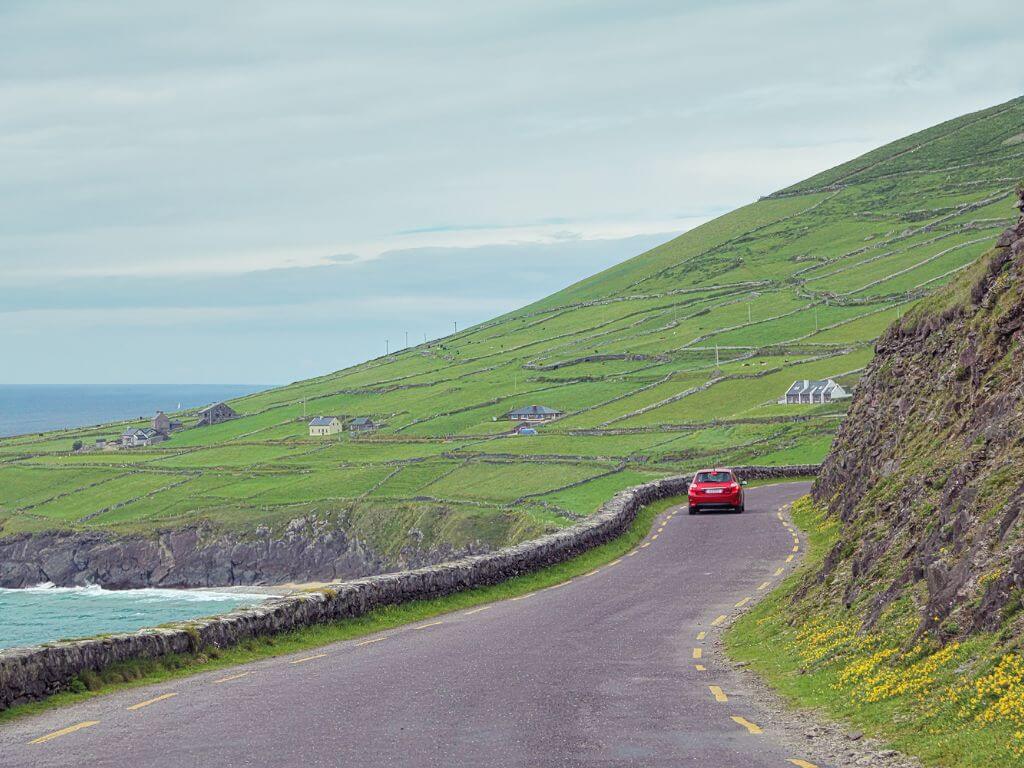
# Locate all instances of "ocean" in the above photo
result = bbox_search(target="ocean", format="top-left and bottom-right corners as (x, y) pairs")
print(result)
(0, 383), (270, 438)
(0, 584), (269, 650)
(0, 383), (275, 648)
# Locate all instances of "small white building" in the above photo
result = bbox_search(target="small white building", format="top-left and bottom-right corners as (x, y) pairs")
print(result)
(308, 416), (343, 436)
(504, 405), (563, 422)
(778, 379), (852, 405)
(121, 427), (164, 448)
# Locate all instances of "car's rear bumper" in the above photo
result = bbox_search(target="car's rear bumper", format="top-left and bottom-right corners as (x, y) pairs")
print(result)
(688, 494), (741, 508)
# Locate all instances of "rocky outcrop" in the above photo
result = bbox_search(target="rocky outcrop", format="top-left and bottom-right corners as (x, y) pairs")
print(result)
(813, 185), (1024, 639)
(0, 465), (815, 710)
(0, 518), (470, 590)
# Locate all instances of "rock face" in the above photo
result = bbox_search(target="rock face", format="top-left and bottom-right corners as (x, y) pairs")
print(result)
(0, 519), (475, 589)
(813, 186), (1024, 639)
(0, 465), (814, 710)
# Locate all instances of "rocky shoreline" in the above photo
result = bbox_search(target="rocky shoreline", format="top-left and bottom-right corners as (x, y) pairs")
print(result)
(0, 516), (479, 590)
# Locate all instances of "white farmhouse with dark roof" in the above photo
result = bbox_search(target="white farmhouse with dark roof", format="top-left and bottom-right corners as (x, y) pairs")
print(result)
(778, 379), (851, 405)
(121, 427), (164, 448)
(504, 405), (563, 421)
(308, 416), (343, 436)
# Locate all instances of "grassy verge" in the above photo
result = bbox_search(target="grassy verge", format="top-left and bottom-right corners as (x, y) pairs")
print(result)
(725, 496), (1021, 767)
(0, 494), (682, 725)
(744, 475), (816, 489)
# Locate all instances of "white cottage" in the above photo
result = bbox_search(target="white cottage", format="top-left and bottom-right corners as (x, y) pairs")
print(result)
(308, 416), (343, 436)
(778, 379), (852, 405)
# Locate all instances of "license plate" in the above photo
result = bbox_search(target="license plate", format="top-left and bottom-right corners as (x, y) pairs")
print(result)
(706, 489), (723, 494)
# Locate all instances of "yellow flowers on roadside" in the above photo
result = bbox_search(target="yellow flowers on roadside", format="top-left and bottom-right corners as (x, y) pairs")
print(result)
(845, 643), (960, 704)
(792, 612), (1024, 757)
(960, 654), (1024, 757)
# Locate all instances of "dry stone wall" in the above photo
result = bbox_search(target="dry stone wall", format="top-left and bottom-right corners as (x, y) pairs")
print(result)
(0, 465), (816, 711)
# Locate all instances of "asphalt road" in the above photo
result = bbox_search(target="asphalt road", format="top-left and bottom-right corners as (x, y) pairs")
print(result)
(1, 482), (821, 768)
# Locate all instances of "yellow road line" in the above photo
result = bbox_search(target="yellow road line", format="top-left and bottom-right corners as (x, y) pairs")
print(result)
(639, 542), (651, 549)
(127, 692), (177, 711)
(786, 554), (795, 563)
(511, 592), (536, 601)
(213, 671), (252, 684)
(692, 647), (703, 660)
(792, 545), (799, 552)
(695, 663), (706, 671)
(290, 653), (328, 664)
(545, 580), (570, 589)
(711, 614), (727, 627)
(29, 720), (100, 744)
(414, 620), (445, 629)
(651, 534), (659, 541)
(356, 635), (389, 645)
(774, 567), (784, 576)
(626, 551), (637, 557)
(696, 631), (706, 641)
(608, 558), (622, 566)
(657, 526), (665, 533)
(757, 581), (771, 591)
(709, 685), (728, 703)
(788, 760), (818, 768)
(730, 716), (763, 735)
(735, 597), (751, 608)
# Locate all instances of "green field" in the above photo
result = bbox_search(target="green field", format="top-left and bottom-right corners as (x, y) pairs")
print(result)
(2, 96), (1022, 558)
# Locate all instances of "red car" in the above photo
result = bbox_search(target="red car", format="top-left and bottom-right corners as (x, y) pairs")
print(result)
(688, 468), (746, 514)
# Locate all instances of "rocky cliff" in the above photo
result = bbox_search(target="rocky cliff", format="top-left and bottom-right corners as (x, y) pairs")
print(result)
(813, 184), (1024, 641)
(0, 517), (481, 589)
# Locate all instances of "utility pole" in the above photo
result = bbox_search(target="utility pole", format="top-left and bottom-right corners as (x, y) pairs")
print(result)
(814, 307), (819, 332)
(748, 303), (752, 323)
(715, 344), (720, 367)
(385, 339), (389, 355)
(405, 331), (409, 348)
(302, 398), (306, 419)
(453, 320), (458, 334)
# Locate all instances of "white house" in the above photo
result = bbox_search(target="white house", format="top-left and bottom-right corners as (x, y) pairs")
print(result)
(121, 427), (164, 448)
(504, 405), (563, 422)
(308, 416), (343, 436)
(778, 379), (852, 405)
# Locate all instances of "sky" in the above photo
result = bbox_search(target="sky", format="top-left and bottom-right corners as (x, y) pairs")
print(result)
(2, 1), (1021, 385)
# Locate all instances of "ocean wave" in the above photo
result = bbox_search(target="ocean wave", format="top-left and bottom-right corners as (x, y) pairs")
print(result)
(0, 582), (268, 602)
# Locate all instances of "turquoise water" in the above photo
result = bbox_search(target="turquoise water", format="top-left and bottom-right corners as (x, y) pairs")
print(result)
(0, 584), (269, 650)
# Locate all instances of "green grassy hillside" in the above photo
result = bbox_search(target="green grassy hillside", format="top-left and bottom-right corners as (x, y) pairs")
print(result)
(2, 96), (1022, 557)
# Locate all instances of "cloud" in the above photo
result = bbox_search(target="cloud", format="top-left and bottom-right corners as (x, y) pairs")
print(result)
(0, 0), (1021, 381)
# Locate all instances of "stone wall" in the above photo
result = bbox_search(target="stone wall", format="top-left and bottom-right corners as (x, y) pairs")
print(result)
(0, 465), (816, 711)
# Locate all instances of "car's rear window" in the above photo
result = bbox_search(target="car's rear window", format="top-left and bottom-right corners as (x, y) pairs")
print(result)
(695, 471), (733, 483)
